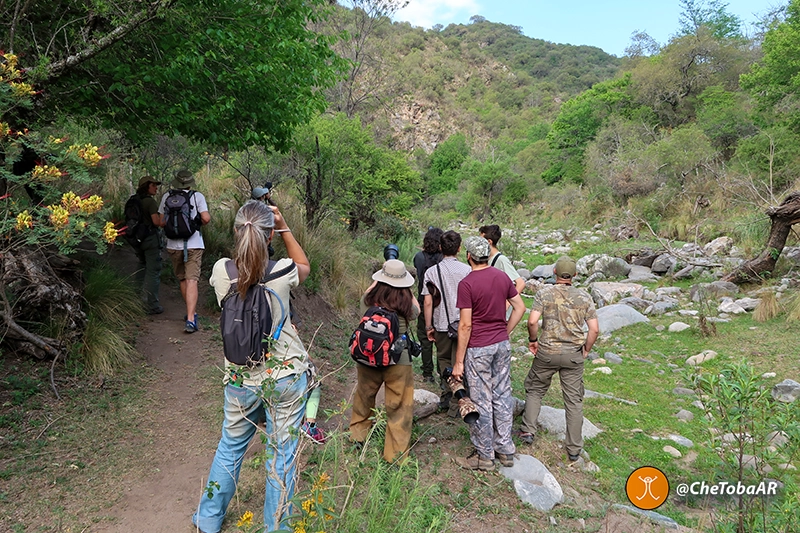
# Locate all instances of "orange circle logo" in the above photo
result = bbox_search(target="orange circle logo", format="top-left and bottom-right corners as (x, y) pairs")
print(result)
(626, 466), (670, 510)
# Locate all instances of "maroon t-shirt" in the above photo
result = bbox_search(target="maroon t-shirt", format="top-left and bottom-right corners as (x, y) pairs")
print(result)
(456, 267), (518, 348)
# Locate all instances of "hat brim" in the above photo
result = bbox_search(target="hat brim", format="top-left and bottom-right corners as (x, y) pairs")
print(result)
(171, 178), (195, 189)
(372, 269), (415, 288)
(252, 187), (270, 199)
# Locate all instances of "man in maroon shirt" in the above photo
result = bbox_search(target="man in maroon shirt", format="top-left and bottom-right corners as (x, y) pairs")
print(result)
(452, 236), (525, 471)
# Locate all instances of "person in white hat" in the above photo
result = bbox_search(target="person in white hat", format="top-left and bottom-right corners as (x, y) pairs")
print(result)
(350, 259), (420, 463)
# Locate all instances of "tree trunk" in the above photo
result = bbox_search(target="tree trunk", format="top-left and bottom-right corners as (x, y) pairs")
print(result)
(722, 192), (800, 284)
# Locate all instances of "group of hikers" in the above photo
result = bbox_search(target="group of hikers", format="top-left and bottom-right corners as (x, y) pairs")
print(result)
(124, 171), (599, 532)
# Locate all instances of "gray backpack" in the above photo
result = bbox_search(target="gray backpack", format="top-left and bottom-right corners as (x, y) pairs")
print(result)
(220, 260), (293, 366)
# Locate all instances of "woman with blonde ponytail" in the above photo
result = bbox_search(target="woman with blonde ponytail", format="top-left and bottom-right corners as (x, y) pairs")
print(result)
(194, 199), (312, 533)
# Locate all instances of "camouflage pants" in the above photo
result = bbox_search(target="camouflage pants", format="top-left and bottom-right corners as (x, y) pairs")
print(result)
(464, 340), (515, 460)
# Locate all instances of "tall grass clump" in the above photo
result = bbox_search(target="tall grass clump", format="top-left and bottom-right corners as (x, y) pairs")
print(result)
(785, 292), (800, 322)
(298, 410), (449, 533)
(753, 291), (779, 322)
(79, 265), (143, 374)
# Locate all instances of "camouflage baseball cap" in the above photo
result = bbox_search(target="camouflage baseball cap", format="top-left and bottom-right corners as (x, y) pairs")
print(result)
(464, 236), (490, 261)
(554, 256), (577, 279)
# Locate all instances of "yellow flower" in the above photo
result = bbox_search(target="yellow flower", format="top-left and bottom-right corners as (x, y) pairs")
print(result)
(15, 210), (32, 231)
(32, 164), (63, 181)
(68, 143), (105, 166)
(236, 510), (254, 528)
(9, 81), (35, 97)
(2, 52), (18, 68)
(48, 135), (65, 144)
(79, 195), (104, 215)
(302, 499), (313, 513)
(48, 205), (70, 229)
(0, 122), (10, 138)
(103, 221), (118, 244)
(312, 472), (330, 491)
(61, 192), (82, 213)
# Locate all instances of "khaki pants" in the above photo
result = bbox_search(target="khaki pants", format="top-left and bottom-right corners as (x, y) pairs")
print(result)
(350, 364), (414, 463)
(521, 348), (585, 456)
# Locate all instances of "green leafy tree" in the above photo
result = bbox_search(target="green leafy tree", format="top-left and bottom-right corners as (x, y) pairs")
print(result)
(696, 85), (756, 153)
(290, 113), (420, 231)
(678, 0), (743, 39)
(742, 0), (800, 133)
(3, 0), (342, 151)
(427, 133), (470, 194)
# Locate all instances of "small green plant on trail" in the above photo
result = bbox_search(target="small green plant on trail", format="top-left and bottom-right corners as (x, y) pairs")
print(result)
(690, 362), (800, 533)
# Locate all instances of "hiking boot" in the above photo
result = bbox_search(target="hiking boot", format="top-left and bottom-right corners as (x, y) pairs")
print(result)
(568, 453), (581, 462)
(301, 422), (327, 444)
(495, 453), (514, 467)
(454, 449), (495, 471)
(519, 432), (534, 445)
(422, 375), (436, 384)
(439, 391), (453, 411)
(147, 305), (164, 315)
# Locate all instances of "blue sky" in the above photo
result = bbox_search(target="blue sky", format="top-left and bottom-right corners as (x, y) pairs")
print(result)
(395, 0), (782, 57)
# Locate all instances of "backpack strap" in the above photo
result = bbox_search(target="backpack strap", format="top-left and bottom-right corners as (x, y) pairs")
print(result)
(222, 259), (296, 338)
(491, 253), (502, 267)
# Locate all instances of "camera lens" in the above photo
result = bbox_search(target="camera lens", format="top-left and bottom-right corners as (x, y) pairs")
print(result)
(383, 244), (399, 261)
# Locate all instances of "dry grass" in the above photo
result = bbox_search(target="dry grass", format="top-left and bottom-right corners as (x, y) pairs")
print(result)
(753, 291), (780, 322)
(785, 292), (800, 322)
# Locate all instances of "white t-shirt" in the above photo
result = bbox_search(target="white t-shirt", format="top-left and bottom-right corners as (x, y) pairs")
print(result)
(158, 189), (209, 250)
(210, 257), (309, 385)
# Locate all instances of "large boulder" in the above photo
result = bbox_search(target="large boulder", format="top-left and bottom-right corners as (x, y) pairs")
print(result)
(576, 254), (603, 276)
(596, 303), (650, 333)
(783, 246), (800, 266)
(690, 281), (739, 302)
(593, 256), (632, 279)
(625, 264), (659, 282)
(590, 282), (645, 306)
(651, 254), (677, 275)
(531, 263), (555, 279)
(772, 380), (800, 403)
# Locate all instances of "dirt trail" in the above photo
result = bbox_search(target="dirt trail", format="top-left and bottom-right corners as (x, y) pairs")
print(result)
(92, 251), (222, 532)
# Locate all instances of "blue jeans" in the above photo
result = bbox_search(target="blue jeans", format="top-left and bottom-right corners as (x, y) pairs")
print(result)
(193, 372), (308, 533)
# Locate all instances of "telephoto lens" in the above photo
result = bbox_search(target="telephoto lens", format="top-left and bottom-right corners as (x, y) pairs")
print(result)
(383, 243), (399, 261)
(441, 367), (480, 424)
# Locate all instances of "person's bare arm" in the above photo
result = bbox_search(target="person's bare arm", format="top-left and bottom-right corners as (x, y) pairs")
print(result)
(451, 308), (472, 381)
(199, 211), (211, 225)
(270, 205), (310, 283)
(424, 294), (435, 342)
(514, 277), (525, 294)
(507, 293), (525, 333)
(150, 213), (165, 227)
(527, 309), (542, 356)
(583, 317), (599, 358)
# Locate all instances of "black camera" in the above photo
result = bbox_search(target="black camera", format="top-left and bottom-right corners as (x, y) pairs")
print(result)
(383, 243), (399, 261)
(441, 367), (480, 424)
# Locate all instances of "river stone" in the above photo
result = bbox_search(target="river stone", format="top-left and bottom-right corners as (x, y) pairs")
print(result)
(686, 350), (717, 366)
(625, 264), (658, 282)
(669, 434), (694, 448)
(672, 387), (695, 396)
(604, 352), (623, 364)
(618, 297), (651, 312)
(632, 250), (659, 267)
(772, 379), (800, 403)
(675, 409), (694, 422)
(691, 281), (739, 302)
(517, 268), (532, 280)
(531, 263), (555, 279)
(591, 366), (612, 375)
(647, 300), (679, 315)
(500, 454), (563, 512)
(718, 298), (747, 314)
(673, 265), (704, 280)
(651, 254), (677, 275)
(668, 322), (691, 332)
(704, 236), (734, 256)
(593, 256), (632, 279)
(612, 504), (680, 530)
(576, 254), (603, 276)
(412, 389), (441, 419)
(537, 405), (602, 440)
(735, 297), (761, 311)
(656, 286), (683, 296)
(596, 304), (649, 333)
(781, 246), (800, 266)
(590, 281), (645, 306)
(663, 445), (682, 458)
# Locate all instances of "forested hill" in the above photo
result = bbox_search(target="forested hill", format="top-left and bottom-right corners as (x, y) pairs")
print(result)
(330, 13), (621, 153)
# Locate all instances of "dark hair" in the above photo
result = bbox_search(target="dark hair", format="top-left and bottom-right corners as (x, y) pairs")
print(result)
(365, 282), (414, 321)
(479, 224), (501, 245)
(468, 254), (489, 266)
(136, 182), (152, 196)
(440, 230), (461, 256)
(422, 227), (443, 254)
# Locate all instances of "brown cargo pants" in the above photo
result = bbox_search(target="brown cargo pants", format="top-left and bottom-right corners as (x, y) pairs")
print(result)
(521, 347), (585, 457)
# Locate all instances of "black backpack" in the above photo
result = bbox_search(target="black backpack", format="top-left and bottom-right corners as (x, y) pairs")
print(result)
(349, 306), (402, 367)
(123, 194), (151, 245)
(163, 189), (199, 240)
(220, 260), (294, 367)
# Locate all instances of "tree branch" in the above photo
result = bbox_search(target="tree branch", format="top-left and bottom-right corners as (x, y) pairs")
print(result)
(44, 0), (174, 81)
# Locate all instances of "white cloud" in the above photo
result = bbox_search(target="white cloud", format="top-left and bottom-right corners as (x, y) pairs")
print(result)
(395, 0), (480, 29)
